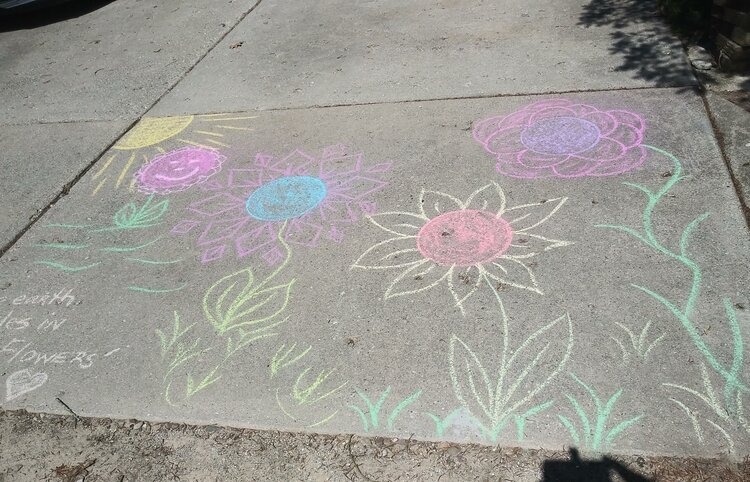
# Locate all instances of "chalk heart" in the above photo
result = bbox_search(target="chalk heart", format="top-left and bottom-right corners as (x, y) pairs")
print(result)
(6, 368), (48, 401)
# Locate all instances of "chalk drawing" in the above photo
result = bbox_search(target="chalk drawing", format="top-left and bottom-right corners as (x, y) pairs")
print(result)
(666, 358), (745, 453)
(157, 312), (204, 383)
(202, 248), (294, 337)
(91, 114), (256, 195)
(425, 407), (468, 437)
(33, 242), (89, 250)
(351, 182), (572, 314)
(417, 210), (513, 267)
(270, 343), (311, 377)
(291, 367), (346, 406)
(33, 261), (101, 272)
(663, 300), (748, 452)
(34, 196), (182, 291)
(10, 288), (75, 307)
(172, 144), (391, 264)
(45, 195), (170, 234)
(160, 223), (295, 402)
(246, 176), (328, 221)
(348, 386), (423, 432)
(472, 99), (647, 178)
(596, 145), (749, 450)
(91, 194), (169, 232)
(135, 147), (226, 195)
(5, 368), (48, 401)
(449, 278), (572, 442)
(125, 257), (182, 266)
(610, 320), (665, 365)
(275, 365), (347, 428)
(557, 373), (643, 451)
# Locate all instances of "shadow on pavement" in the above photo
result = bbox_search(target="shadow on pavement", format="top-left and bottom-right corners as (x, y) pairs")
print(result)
(542, 448), (653, 482)
(578, 0), (696, 89)
(0, 0), (115, 32)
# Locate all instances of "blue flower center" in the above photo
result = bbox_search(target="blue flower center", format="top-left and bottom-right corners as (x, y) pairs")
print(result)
(246, 175), (328, 221)
(521, 117), (601, 156)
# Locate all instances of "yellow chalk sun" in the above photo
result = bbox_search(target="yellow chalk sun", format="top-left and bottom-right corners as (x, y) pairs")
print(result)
(114, 116), (195, 150)
(91, 113), (257, 196)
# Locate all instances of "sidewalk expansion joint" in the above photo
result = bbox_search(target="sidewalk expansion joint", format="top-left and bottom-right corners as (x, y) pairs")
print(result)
(0, 118), (118, 127)
(700, 93), (750, 232)
(0, 118), (139, 259)
(161, 83), (701, 118)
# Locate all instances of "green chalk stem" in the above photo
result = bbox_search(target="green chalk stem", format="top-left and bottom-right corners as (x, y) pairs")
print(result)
(34, 260), (100, 272)
(595, 145), (747, 403)
(349, 387), (421, 432)
(44, 223), (91, 229)
(387, 389), (422, 430)
(562, 373), (643, 451)
(33, 242), (89, 250)
(90, 194), (169, 232)
(426, 407), (465, 437)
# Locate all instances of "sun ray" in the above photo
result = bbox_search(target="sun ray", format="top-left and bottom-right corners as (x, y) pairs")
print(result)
(101, 112), (256, 192)
(194, 130), (225, 137)
(116, 153), (137, 188)
(216, 125), (254, 131)
(201, 116), (258, 122)
(114, 116), (194, 150)
(92, 177), (108, 196)
(196, 113), (244, 118)
(93, 154), (116, 180)
(177, 138), (214, 149)
(204, 139), (230, 147)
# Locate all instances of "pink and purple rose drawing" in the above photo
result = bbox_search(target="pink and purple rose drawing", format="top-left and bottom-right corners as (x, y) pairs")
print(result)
(473, 99), (647, 179)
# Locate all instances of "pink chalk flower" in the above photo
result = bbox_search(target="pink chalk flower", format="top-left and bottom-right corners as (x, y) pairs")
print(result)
(136, 147), (226, 194)
(351, 182), (572, 314)
(473, 99), (647, 179)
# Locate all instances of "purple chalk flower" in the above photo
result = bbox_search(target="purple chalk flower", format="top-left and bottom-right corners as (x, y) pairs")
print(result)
(173, 145), (392, 265)
(473, 99), (647, 179)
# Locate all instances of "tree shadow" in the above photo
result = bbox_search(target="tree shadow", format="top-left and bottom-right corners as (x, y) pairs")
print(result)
(578, 0), (697, 90)
(542, 448), (653, 482)
(0, 0), (116, 33)
(579, 0), (657, 29)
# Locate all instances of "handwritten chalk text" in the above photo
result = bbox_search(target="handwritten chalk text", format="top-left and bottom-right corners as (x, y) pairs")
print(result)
(12, 288), (76, 307)
(2, 338), (99, 369)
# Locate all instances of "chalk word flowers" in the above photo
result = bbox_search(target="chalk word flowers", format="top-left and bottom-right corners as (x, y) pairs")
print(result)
(473, 99), (647, 179)
(173, 144), (391, 264)
(352, 183), (572, 313)
(136, 147), (226, 194)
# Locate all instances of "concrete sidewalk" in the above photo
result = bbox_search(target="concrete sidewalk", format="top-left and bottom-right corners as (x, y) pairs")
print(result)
(2, 0), (750, 466)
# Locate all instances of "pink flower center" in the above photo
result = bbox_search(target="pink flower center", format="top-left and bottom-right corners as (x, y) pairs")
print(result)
(417, 210), (513, 267)
(138, 147), (223, 193)
(521, 116), (601, 155)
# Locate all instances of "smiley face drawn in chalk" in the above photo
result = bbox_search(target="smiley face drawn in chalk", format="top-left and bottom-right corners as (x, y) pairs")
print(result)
(136, 147), (226, 194)
(6, 368), (48, 401)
